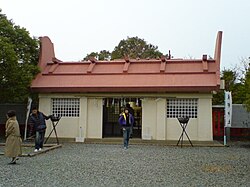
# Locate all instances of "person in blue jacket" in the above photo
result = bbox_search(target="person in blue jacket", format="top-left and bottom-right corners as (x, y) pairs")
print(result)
(29, 106), (51, 152)
(118, 108), (134, 150)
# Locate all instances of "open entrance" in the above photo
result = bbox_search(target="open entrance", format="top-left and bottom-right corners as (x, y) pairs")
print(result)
(102, 98), (142, 138)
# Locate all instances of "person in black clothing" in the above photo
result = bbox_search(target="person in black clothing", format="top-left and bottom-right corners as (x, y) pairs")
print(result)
(29, 106), (51, 152)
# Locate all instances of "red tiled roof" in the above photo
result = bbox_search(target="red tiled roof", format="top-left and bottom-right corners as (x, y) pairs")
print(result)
(31, 32), (222, 93)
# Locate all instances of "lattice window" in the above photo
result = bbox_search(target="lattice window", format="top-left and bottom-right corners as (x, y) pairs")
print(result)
(51, 98), (80, 117)
(167, 98), (198, 118)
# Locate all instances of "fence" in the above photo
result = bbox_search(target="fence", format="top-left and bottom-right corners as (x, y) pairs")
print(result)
(212, 105), (250, 139)
(0, 103), (27, 138)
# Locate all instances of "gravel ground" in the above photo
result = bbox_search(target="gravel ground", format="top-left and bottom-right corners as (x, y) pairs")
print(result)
(0, 142), (249, 187)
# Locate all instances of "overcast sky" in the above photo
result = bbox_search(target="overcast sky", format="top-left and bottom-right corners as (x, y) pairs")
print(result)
(1, 0), (250, 68)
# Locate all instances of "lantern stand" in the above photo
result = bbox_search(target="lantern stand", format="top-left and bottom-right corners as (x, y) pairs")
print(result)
(176, 117), (193, 147)
(44, 116), (61, 145)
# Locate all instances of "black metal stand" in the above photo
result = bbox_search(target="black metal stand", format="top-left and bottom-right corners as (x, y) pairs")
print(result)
(177, 117), (193, 147)
(44, 117), (61, 145)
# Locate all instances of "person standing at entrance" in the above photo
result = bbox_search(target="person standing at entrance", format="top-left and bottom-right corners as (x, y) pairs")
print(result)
(5, 110), (22, 164)
(29, 106), (50, 152)
(118, 108), (134, 150)
(126, 103), (134, 138)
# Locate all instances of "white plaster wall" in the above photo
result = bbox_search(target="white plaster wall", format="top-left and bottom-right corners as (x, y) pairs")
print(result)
(38, 95), (103, 139)
(141, 98), (166, 140)
(156, 99), (166, 140)
(39, 94), (79, 139)
(48, 117), (79, 138)
(142, 98), (156, 140)
(197, 98), (213, 141)
(38, 96), (51, 116)
(166, 118), (198, 140)
(38, 93), (213, 141)
(166, 95), (213, 141)
(129, 95), (213, 141)
(86, 98), (103, 138)
(79, 97), (87, 139)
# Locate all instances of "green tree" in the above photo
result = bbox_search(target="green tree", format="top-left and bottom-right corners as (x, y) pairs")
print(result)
(83, 37), (163, 61)
(0, 9), (40, 103)
(98, 50), (111, 60)
(212, 60), (250, 106)
(244, 70), (250, 111)
(222, 69), (246, 104)
(212, 69), (243, 105)
(111, 36), (163, 59)
(83, 52), (98, 61)
(242, 59), (250, 111)
(83, 50), (111, 61)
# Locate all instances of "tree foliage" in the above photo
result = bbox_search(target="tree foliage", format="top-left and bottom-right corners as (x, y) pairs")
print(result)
(83, 36), (163, 61)
(0, 9), (40, 103)
(83, 50), (111, 61)
(111, 36), (163, 59)
(212, 60), (250, 111)
(222, 69), (246, 104)
(212, 69), (238, 105)
(243, 60), (250, 111)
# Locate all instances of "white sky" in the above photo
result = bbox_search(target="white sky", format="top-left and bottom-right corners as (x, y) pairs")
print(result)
(1, 0), (250, 69)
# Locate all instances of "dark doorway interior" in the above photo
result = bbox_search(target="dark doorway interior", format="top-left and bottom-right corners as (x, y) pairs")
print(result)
(102, 98), (142, 138)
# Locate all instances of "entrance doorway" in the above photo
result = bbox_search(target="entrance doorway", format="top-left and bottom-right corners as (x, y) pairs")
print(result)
(102, 98), (142, 138)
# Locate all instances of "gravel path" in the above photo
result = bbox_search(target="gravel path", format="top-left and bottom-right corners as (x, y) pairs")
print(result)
(0, 142), (249, 187)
